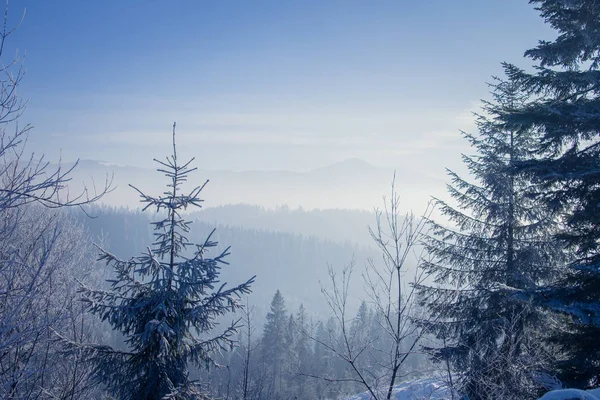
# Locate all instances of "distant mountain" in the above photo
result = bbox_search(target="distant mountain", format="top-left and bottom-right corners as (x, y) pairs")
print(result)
(311, 157), (383, 176)
(56, 158), (435, 212)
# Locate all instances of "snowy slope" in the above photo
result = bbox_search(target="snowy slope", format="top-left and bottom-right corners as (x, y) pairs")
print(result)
(346, 378), (455, 400)
(538, 388), (600, 400)
(345, 378), (600, 400)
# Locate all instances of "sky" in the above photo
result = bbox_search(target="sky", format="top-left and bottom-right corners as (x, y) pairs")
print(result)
(10, 1), (553, 179)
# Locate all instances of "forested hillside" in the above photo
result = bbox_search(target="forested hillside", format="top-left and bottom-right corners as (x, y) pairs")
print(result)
(72, 205), (381, 318)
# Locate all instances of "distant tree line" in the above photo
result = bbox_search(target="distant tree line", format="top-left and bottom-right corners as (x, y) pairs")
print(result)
(202, 291), (425, 400)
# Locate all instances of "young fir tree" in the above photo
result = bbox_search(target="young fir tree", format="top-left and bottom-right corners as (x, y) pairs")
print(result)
(500, 0), (600, 388)
(417, 82), (561, 399)
(75, 124), (254, 400)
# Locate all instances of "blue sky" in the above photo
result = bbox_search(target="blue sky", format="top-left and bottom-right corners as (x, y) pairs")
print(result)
(11, 0), (552, 174)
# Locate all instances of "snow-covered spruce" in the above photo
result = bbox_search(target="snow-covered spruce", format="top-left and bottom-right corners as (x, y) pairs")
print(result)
(500, 0), (600, 388)
(416, 81), (562, 399)
(61, 124), (254, 400)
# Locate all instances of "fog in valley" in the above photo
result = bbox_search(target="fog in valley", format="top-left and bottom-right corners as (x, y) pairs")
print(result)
(60, 157), (438, 212)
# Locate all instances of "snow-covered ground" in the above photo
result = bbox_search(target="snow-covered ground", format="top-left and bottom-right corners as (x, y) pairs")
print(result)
(345, 378), (600, 400)
(538, 388), (600, 400)
(345, 378), (455, 400)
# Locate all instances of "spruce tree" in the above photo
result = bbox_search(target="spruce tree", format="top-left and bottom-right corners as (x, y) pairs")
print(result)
(261, 290), (288, 398)
(283, 313), (297, 398)
(417, 82), (560, 399)
(74, 124), (255, 400)
(293, 304), (313, 400)
(350, 301), (370, 347)
(500, 0), (600, 388)
(312, 320), (337, 398)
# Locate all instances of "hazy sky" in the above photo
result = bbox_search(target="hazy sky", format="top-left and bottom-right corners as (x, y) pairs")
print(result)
(12, 0), (552, 176)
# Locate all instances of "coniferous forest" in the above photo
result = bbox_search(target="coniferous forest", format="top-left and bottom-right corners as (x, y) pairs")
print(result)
(1, 1), (600, 399)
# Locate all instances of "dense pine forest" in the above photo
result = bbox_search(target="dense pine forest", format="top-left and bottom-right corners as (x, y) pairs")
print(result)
(1, 0), (600, 399)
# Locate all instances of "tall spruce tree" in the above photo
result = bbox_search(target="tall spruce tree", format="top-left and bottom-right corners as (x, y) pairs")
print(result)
(417, 82), (561, 399)
(500, 0), (600, 389)
(74, 124), (254, 400)
(261, 290), (288, 398)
